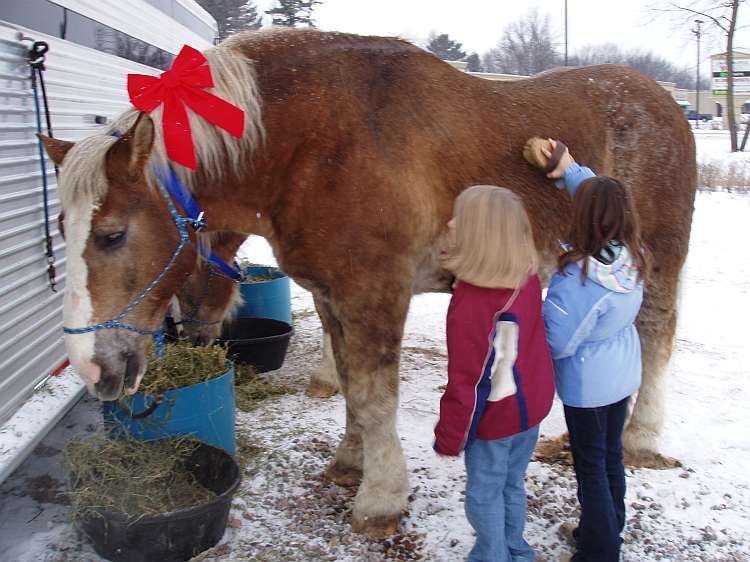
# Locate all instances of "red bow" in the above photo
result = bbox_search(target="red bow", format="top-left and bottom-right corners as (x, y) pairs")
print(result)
(127, 45), (245, 170)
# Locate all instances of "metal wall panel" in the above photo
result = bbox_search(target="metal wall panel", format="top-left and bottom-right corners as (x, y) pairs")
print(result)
(0, 15), (212, 424)
(37, 0), (215, 55)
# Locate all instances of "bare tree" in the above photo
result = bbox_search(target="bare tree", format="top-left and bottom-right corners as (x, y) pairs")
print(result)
(485, 9), (561, 75)
(570, 43), (710, 89)
(652, 1), (745, 150)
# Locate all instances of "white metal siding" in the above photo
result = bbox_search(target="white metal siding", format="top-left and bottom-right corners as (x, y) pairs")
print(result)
(0, 17), (211, 424)
(51, 0), (216, 53)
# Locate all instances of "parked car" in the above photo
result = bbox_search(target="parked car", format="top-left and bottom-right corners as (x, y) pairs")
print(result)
(686, 110), (713, 122)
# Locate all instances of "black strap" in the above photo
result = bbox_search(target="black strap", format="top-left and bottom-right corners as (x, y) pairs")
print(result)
(28, 41), (58, 292)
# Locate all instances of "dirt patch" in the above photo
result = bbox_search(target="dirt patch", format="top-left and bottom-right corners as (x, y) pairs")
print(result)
(533, 434), (573, 467)
(292, 309), (318, 322)
(402, 346), (446, 362)
(33, 443), (61, 458)
(25, 475), (68, 505)
(535, 434), (683, 471)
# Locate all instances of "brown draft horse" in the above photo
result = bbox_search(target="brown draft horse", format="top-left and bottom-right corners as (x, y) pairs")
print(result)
(42, 28), (695, 537)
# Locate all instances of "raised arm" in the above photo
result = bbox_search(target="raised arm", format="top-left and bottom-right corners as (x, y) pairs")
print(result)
(541, 139), (596, 196)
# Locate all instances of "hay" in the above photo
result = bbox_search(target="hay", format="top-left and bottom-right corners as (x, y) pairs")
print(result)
(64, 435), (215, 521)
(237, 259), (277, 283)
(139, 341), (228, 395)
(243, 272), (275, 283)
(234, 363), (293, 412)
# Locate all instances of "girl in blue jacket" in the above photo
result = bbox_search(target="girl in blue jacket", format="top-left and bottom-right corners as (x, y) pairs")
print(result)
(540, 140), (648, 562)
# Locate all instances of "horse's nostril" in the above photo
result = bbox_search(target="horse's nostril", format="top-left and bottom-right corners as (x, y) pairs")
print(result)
(96, 375), (123, 402)
(124, 355), (140, 389)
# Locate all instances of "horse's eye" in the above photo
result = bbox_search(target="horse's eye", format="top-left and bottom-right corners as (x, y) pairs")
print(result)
(95, 231), (126, 250)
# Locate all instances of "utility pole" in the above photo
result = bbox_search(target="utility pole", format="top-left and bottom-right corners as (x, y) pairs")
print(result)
(564, 0), (569, 66)
(692, 19), (704, 128)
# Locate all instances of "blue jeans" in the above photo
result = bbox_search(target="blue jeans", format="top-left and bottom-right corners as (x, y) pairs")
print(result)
(464, 425), (540, 562)
(564, 397), (629, 562)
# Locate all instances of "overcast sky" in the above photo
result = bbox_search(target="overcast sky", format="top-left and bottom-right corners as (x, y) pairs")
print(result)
(254, 0), (750, 73)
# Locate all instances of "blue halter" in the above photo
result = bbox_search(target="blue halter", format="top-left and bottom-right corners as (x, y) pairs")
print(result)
(158, 165), (243, 282)
(62, 139), (242, 356)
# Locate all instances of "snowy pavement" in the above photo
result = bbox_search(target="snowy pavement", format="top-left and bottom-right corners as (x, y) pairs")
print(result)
(0, 133), (748, 561)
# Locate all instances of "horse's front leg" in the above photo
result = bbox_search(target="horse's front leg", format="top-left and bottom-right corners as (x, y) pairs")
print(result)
(312, 298), (362, 485)
(319, 290), (410, 538)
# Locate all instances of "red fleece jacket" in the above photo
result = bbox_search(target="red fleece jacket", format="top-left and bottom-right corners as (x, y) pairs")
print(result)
(434, 275), (555, 456)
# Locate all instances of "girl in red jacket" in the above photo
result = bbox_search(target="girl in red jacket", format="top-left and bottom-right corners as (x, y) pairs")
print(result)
(435, 185), (555, 562)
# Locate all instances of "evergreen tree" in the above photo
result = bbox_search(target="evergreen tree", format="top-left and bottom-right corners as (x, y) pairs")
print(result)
(465, 52), (483, 72)
(426, 33), (467, 61)
(266, 0), (322, 27)
(196, 0), (262, 41)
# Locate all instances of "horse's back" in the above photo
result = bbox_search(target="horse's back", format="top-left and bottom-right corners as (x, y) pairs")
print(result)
(224, 30), (695, 273)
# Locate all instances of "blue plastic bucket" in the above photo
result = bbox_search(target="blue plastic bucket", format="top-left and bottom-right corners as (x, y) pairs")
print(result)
(102, 362), (236, 455)
(236, 266), (292, 324)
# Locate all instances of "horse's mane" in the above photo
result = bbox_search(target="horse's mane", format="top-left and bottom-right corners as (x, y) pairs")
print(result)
(60, 42), (263, 209)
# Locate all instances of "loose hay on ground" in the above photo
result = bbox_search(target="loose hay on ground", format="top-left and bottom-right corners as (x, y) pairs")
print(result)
(234, 363), (293, 412)
(64, 435), (215, 520)
(235, 431), (263, 467)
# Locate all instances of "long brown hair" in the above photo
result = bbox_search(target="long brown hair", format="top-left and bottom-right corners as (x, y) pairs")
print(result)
(558, 176), (649, 282)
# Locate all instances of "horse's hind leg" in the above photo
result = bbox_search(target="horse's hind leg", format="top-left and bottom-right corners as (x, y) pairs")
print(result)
(318, 287), (410, 538)
(625, 270), (681, 468)
(305, 297), (340, 398)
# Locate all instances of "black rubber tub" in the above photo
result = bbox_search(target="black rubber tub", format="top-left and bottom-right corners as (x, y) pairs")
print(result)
(76, 442), (241, 562)
(218, 317), (293, 373)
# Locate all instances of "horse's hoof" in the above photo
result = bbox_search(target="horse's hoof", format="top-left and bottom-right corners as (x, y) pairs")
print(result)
(351, 513), (400, 539)
(624, 450), (682, 470)
(325, 462), (362, 487)
(305, 379), (339, 398)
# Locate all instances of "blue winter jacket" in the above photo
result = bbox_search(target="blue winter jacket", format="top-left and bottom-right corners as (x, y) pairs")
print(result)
(543, 164), (643, 408)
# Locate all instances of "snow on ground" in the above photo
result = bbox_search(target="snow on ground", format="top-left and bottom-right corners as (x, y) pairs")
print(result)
(694, 130), (750, 169)
(1, 133), (749, 561)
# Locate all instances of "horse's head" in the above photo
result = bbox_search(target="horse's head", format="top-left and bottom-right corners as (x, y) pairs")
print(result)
(42, 114), (196, 400)
(175, 250), (243, 345)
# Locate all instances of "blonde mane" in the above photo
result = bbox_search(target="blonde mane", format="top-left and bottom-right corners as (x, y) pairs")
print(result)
(59, 42), (264, 209)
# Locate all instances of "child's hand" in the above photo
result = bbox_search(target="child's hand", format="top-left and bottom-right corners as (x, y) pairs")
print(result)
(433, 441), (458, 458)
(542, 139), (576, 179)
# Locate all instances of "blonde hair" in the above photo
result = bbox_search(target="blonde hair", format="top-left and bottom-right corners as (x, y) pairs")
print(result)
(442, 185), (538, 289)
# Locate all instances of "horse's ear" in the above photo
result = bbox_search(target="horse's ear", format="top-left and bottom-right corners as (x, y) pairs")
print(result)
(38, 135), (74, 166)
(125, 112), (155, 176)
